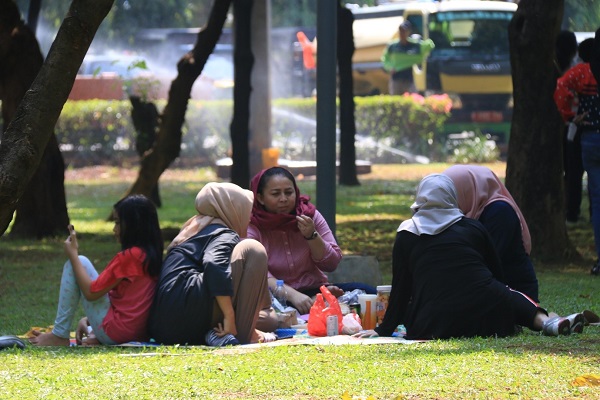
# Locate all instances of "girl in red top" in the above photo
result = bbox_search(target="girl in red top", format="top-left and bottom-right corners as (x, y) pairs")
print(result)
(30, 195), (163, 346)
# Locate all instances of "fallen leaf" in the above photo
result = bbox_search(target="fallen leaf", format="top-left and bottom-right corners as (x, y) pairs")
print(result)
(572, 374), (600, 387)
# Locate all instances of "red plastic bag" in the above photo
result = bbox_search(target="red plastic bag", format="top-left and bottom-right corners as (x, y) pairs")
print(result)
(307, 285), (344, 336)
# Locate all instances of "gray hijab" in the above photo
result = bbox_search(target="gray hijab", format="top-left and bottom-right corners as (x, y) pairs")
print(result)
(398, 174), (464, 235)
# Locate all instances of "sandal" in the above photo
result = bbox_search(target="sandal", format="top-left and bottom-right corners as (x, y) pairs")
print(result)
(583, 310), (600, 326)
(566, 313), (585, 334)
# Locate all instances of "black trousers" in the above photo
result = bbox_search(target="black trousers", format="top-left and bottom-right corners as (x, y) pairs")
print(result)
(564, 128), (590, 221)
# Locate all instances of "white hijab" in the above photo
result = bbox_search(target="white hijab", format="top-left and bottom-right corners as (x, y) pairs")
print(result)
(398, 174), (464, 235)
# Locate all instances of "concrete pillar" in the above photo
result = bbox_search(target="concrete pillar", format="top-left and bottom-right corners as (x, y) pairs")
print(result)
(316, 0), (337, 234)
(249, 0), (272, 179)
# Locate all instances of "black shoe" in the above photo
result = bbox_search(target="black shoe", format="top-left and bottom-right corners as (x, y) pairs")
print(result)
(591, 261), (600, 276)
(0, 335), (25, 350)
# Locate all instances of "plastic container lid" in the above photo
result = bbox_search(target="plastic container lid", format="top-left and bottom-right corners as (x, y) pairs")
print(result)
(376, 285), (392, 292)
(276, 279), (284, 286)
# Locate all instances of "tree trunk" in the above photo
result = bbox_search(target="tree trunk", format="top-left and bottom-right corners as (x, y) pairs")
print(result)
(0, 0), (109, 237)
(230, 0), (254, 188)
(10, 134), (69, 238)
(506, 0), (576, 261)
(337, 3), (359, 186)
(123, 0), (232, 199)
(129, 95), (161, 207)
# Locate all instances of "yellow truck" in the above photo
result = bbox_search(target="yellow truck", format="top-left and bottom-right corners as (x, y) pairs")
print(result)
(296, 0), (518, 151)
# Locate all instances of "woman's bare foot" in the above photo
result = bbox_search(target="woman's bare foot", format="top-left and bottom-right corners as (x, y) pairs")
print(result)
(252, 329), (277, 344)
(29, 330), (70, 346)
(326, 285), (344, 297)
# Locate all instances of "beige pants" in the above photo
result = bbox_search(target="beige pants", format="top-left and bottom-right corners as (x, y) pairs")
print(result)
(211, 239), (277, 344)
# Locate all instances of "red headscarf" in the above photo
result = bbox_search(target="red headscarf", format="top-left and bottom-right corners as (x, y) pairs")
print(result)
(250, 167), (316, 231)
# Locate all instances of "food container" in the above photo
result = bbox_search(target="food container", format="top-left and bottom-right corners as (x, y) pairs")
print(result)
(376, 285), (392, 326)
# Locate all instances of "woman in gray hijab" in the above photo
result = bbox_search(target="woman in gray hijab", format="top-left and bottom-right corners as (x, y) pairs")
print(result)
(356, 174), (584, 339)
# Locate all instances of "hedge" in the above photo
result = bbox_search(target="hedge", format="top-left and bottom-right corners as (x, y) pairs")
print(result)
(55, 94), (453, 167)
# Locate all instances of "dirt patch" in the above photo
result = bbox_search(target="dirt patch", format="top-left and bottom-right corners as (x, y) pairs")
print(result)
(65, 166), (216, 182)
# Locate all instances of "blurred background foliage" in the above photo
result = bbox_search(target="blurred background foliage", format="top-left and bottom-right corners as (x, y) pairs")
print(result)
(15, 0), (599, 55)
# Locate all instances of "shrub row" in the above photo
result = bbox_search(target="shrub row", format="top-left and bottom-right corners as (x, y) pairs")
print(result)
(55, 94), (473, 167)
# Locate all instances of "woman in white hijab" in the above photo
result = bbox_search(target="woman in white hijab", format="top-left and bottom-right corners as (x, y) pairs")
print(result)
(148, 182), (277, 346)
(356, 174), (584, 339)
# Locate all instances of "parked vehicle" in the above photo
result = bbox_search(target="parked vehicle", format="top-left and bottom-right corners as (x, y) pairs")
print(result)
(294, 0), (518, 154)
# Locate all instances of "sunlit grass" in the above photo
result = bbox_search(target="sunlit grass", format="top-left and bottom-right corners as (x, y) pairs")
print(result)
(1, 163), (599, 399)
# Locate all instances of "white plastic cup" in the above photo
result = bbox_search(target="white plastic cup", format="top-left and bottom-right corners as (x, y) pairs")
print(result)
(357, 294), (377, 330)
(376, 285), (392, 326)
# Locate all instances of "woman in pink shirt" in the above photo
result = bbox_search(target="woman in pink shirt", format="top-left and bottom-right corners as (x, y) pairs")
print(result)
(248, 167), (374, 315)
(30, 195), (163, 346)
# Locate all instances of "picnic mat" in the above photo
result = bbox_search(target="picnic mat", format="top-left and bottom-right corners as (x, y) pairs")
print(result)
(21, 309), (600, 352)
(21, 326), (421, 350)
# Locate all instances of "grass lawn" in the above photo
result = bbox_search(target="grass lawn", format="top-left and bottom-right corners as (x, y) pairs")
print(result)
(1, 162), (599, 399)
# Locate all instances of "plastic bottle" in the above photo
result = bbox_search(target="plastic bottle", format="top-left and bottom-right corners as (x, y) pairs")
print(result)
(273, 280), (288, 311)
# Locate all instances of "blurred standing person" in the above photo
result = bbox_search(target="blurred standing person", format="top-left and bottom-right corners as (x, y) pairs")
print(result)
(555, 28), (600, 275)
(555, 30), (580, 224)
(381, 21), (434, 95)
(555, 30), (578, 76)
(564, 37), (595, 225)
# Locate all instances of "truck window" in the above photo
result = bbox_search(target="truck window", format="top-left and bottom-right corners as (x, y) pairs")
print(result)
(406, 15), (424, 37)
(429, 10), (512, 53)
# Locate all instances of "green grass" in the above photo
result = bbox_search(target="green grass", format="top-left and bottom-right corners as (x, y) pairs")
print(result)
(1, 164), (599, 399)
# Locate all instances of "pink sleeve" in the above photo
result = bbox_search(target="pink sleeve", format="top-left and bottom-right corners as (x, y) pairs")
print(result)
(312, 211), (343, 272)
(246, 224), (259, 240)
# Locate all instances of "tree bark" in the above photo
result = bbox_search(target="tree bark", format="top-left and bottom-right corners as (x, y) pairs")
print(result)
(506, 0), (576, 261)
(337, 2), (359, 186)
(0, 0), (111, 237)
(123, 0), (232, 199)
(230, 0), (254, 188)
(130, 95), (161, 207)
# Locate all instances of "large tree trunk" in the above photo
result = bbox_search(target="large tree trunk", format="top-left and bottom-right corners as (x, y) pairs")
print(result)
(230, 0), (254, 188)
(123, 0), (232, 199)
(506, 0), (576, 261)
(0, 0), (112, 237)
(337, 2), (359, 186)
(2, 1), (69, 238)
(129, 95), (161, 207)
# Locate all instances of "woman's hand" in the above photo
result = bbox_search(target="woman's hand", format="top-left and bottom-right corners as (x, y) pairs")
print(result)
(296, 215), (316, 239)
(213, 295), (237, 337)
(353, 329), (379, 338)
(573, 111), (589, 126)
(64, 224), (79, 261)
(75, 317), (89, 345)
(213, 321), (237, 338)
(288, 290), (313, 315)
